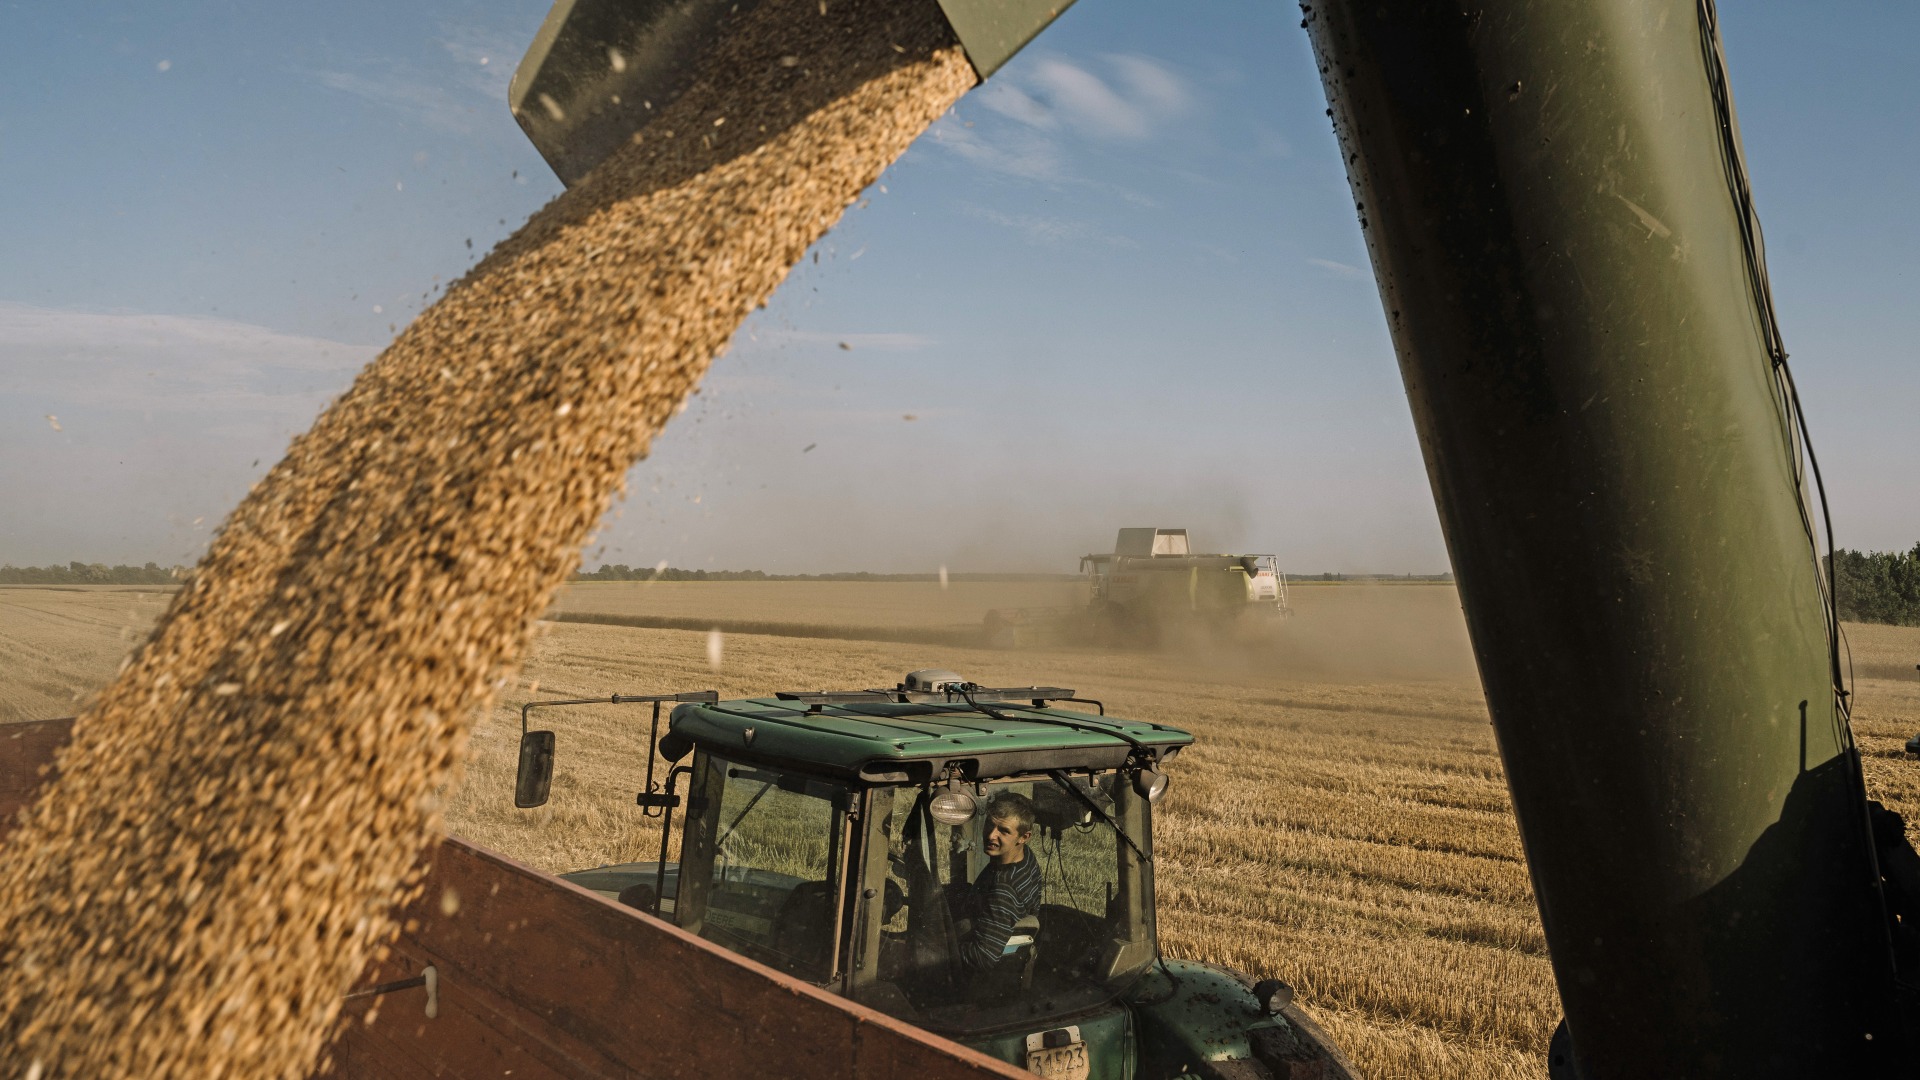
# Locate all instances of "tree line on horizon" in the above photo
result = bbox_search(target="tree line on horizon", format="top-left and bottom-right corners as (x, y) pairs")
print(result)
(21, 550), (1904, 622)
(1831, 544), (1920, 628)
(0, 561), (187, 585)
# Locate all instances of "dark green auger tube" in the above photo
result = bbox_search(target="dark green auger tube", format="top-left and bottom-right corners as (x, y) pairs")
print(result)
(1302, 1), (1910, 1075)
(510, 0), (1074, 186)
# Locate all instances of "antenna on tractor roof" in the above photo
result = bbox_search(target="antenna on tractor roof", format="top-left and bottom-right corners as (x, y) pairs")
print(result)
(771, 670), (1100, 712)
(949, 683), (1174, 803)
(948, 683), (1152, 755)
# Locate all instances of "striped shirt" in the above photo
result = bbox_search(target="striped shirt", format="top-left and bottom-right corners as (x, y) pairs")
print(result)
(959, 855), (1044, 970)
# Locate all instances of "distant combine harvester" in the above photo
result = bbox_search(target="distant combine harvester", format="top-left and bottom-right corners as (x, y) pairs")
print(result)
(985, 528), (1291, 648)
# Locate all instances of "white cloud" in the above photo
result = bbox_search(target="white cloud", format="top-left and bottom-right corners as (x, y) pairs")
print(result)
(309, 23), (523, 135)
(928, 120), (1066, 182)
(974, 54), (1192, 142)
(1104, 54), (1191, 120)
(975, 82), (1057, 131)
(314, 66), (487, 134)
(1028, 58), (1148, 138)
(0, 303), (372, 417)
(938, 53), (1193, 184)
(1308, 258), (1369, 280)
(0, 305), (379, 563)
(962, 206), (1135, 249)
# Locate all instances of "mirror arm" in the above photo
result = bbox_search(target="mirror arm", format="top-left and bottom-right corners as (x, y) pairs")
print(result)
(653, 763), (695, 920)
(510, 691), (717, 813)
(519, 690), (720, 737)
(639, 700), (666, 817)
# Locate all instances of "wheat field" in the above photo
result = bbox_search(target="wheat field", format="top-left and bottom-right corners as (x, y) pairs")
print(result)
(551, 578), (1085, 628)
(4, 581), (1917, 1079)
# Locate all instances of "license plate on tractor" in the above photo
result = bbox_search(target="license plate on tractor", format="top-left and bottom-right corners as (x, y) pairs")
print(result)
(1024, 1026), (1089, 1080)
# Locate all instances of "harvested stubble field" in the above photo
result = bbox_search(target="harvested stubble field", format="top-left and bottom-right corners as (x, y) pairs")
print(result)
(0, 587), (178, 724)
(551, 578), (1085, 629)
(4, 580), (1918, 1079)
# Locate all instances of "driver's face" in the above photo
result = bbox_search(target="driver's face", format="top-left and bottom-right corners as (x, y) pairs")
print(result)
(983, 814), (1030, 863)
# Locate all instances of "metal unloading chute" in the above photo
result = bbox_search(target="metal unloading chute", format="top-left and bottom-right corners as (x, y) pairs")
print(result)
(510, 0), (1075, 186)
(1306, 0), (1920, 1074)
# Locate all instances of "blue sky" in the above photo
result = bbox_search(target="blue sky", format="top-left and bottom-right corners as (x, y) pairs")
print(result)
(1, 1), (1913, 573)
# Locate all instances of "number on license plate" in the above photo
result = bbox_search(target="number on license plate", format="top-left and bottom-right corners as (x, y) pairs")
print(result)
(1024, 1042), (1089, 1080)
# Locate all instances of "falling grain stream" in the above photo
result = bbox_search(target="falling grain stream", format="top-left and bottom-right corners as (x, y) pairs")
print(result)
(0, 2), (976, 1075)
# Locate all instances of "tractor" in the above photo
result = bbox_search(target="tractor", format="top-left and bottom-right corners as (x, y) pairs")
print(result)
(511, 670), (1353, 1080)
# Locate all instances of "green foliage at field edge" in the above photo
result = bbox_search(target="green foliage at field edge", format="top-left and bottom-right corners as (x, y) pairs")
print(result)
(1831, 545), (1920, 627)
(0, 562), (186, 586)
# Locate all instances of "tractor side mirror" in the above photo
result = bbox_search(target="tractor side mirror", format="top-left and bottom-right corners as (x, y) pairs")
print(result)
(658, 730), (694, 763)
(515, 730), (556, 808)
(615, 881), (658, 912)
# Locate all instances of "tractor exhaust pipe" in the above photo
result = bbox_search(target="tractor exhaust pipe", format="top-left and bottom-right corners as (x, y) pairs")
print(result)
(510, 0), (1074, 187)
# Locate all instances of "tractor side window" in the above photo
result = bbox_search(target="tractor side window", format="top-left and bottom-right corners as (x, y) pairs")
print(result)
(1030, 773), (1125, 923)
(697, 760), (846, 982)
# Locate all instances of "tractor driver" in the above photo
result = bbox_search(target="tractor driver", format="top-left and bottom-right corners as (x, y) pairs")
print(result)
(950, 791), (1044, 971)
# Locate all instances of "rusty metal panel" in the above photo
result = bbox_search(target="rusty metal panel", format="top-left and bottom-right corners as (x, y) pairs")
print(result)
(326, 838), (1027, 1079)
(0, 717), (72, 840)
(330, 952), (582, 1080)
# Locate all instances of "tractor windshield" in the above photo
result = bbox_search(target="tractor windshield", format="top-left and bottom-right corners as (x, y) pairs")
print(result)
(857, 771), (1158, 1032)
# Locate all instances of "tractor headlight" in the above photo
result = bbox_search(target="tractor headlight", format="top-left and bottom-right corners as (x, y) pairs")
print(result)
(930, 786), (979, 825)
(1132, 766), (1169, 803)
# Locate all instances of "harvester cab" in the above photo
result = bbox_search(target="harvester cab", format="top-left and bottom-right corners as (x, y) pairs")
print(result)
(513, 670), (1351, 1079)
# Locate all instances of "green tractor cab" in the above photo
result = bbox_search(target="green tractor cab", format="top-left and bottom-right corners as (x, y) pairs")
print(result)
(515, 670), (1352, 1079)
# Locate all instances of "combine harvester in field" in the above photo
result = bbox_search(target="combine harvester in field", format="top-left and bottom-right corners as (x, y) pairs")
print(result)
(985, 529), (1291, 649)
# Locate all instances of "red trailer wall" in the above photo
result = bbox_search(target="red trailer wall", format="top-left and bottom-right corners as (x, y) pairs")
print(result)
(0, 718), (1024, 1080)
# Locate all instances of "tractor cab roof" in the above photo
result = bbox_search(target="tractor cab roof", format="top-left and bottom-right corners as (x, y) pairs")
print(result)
(667, 672), (1193, 784)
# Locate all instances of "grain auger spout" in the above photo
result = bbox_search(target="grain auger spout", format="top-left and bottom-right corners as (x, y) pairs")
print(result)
(1305, 0), (1920, 1075)
(511, 0), (1074, 187)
